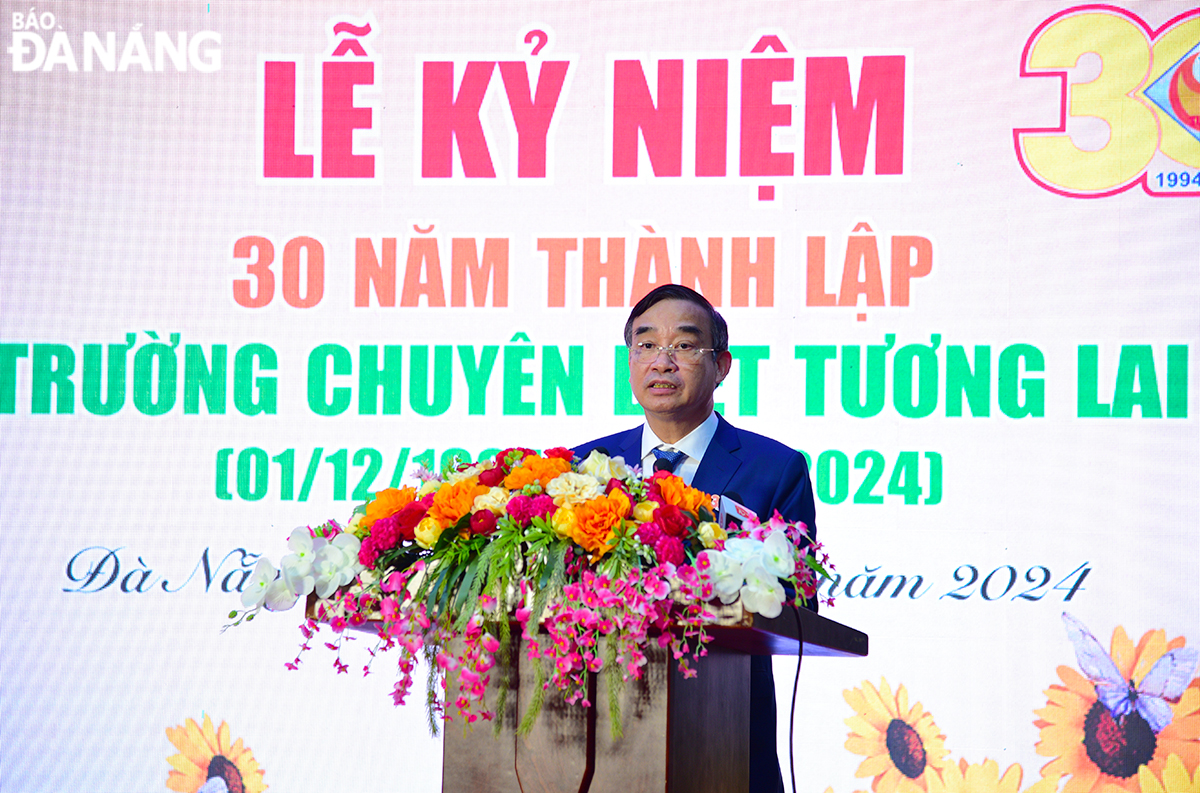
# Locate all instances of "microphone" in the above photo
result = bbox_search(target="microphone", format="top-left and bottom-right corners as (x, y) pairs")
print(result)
(653, 456), (675, 473)
(718, 491), (757, 528)
(576, 446), (609, 464)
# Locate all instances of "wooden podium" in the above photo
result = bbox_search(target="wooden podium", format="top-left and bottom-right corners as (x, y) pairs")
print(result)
(442, 608), (867, 793)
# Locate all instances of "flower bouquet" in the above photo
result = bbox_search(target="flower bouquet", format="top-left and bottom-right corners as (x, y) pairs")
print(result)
(229, 447), (831, 736)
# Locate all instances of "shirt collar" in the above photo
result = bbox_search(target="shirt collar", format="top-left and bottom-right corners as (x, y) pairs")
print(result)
(640, 411), (719, 466)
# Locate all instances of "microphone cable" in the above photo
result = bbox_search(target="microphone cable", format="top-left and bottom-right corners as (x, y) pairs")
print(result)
(788, 602), (805, 793)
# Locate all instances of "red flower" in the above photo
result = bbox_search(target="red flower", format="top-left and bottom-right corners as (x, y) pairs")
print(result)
(496, 447), (536, 466)
(470, 510), (498, 536)
(656, 504), (689, 537)
(394, 501), (429, 540)
(637, 520), (665, 547)
(358, 535), (380, 567)
(544, 446), (575, 462)
(530, 495), (556, 520)
(369, 515), (402, 551)
(478, 466), (506, 487)
(654, 535), (685, 566)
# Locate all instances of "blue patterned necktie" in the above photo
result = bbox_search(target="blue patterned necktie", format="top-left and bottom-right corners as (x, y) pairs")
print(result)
(652, 447), (687, 473)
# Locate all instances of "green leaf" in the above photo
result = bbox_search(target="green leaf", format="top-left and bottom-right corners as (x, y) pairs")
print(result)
(528, 541), (565, 624)
(431, 523), (459, 554)
(436, 568), (456, 618)
(423, 562), (454, 617)
(378, 546), (423, 577)
(516, 656), (547, 737)
(451, 554), (485, 631)
(605, 639), (624, 740)
(424, 642), (442, 738)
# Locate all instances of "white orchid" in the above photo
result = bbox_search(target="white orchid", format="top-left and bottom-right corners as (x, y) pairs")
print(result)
(698, 549), (745, 604)
(279, 527), (324, 579)
(263, 565), (305, 611)
(699, 531), (795, 617)
(739, 558), (786, 618)
(313, 532), (364, 598)
(721, 536), (762, 565)
(760, 531), (795, 579)
(240, 558), (277, 610)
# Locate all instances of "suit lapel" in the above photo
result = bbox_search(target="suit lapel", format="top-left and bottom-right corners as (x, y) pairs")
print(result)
(693, 414), (744, 496)
(611, 427), (642, 469)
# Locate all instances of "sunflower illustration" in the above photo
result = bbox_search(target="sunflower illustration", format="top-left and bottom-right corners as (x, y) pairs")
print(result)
(165, 714), (267, 793)
(1136, 754), (1200, 793)
(1035, 624), (1200, 793)
(925, 758), (1061, 793)
(844, 678), (949, 793)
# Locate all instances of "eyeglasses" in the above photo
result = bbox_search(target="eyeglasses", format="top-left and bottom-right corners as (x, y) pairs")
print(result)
(629, 342), (718, 364)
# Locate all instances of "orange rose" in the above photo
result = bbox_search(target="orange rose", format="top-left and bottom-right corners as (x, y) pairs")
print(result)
(361, 487), (418, 529)
(568, 492), (627, 560)
(428, 478), (490, 528)
(655, 475), (711, 516)
(608, 487), (632, 518)
(503, 455), (572, 490)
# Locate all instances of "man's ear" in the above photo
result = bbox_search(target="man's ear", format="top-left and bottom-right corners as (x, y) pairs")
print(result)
(715, 350), (733, 385)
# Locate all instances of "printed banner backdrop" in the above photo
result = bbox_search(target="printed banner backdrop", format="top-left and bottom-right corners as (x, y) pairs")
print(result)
(2, 2), (1198, 791)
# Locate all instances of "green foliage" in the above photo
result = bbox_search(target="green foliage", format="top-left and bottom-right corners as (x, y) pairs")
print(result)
(605, 639), (624, 741)
(516, 654), (548, 738)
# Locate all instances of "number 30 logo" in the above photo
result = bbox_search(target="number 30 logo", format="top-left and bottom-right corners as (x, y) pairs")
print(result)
(1015, 5), (1199, 197)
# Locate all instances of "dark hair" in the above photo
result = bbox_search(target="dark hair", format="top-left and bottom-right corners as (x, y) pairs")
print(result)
(623, 284), (728, 352)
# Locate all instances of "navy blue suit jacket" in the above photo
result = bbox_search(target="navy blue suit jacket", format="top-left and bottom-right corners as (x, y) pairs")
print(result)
(573, 412), (816, 793)
(573, 412), (816, 540)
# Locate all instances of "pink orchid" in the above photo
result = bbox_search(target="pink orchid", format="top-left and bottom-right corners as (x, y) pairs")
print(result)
(643, 575), (670, 600)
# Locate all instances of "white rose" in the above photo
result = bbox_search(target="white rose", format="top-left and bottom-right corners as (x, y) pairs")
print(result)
(545, 471), (604, 507)
(579, 450), (633, 484)
(473, 486), (511, 515)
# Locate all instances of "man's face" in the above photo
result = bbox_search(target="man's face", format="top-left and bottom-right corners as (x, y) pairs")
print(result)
(628, 299), (732, 433)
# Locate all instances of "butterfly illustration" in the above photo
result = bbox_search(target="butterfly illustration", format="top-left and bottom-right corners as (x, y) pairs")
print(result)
(1062, 612), (1198, 734)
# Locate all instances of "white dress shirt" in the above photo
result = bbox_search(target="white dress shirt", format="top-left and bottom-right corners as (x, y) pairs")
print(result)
(638, 411), (719, 485)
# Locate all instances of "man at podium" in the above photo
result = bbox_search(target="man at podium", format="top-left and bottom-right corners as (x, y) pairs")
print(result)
(574, 284), (818, 793)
